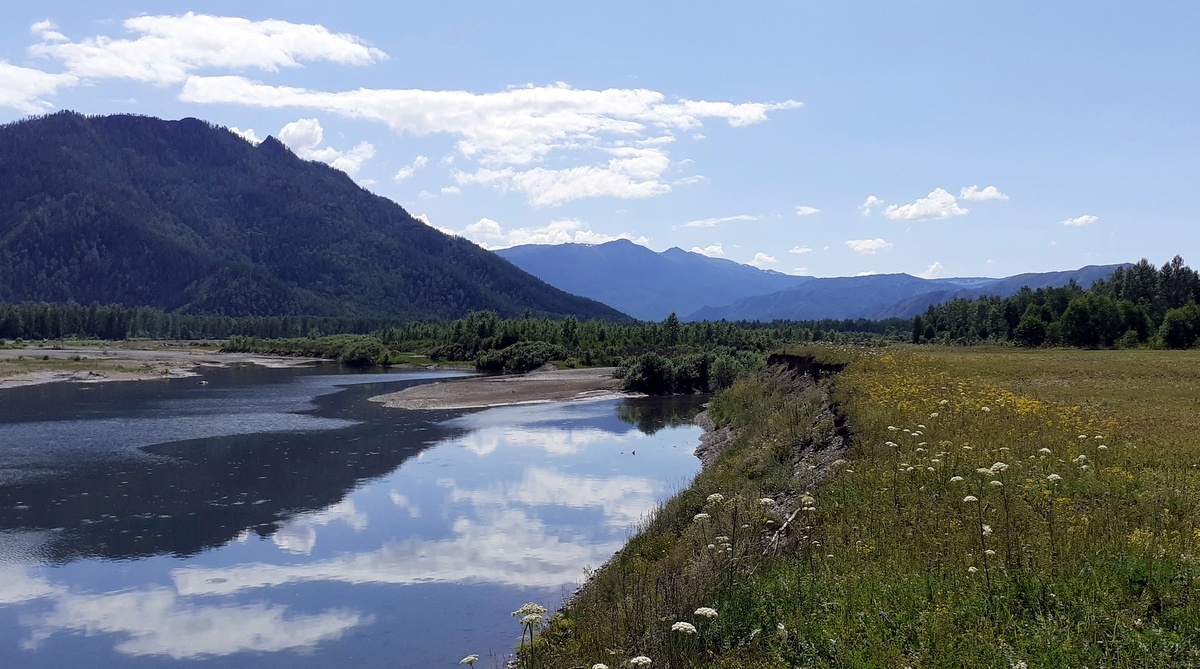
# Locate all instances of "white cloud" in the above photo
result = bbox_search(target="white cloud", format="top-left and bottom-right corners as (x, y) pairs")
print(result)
(860, 195), (884, 216)
(856, 271), (878, 277)
(690, 244), (725, 257)
(455, 147), (671, 207)
(794, 205), (820, 216)
(0, 62), (77, 113)
(791, 267), (808, 275)
(30, 20), (68, 43)
(788, 245), (812, 254)
(439, 186), (461, 196)
(277, 117), (374, 176)
(30, 13), (386, 86)
(392, 155), (429, 183)
(748, 252), (777, 268)
(845, 238), (893, 255)
(271, 500), (367, 555)
(884, 188), (969, 221)
(678, 214), (758, 229)
(228, 126), (260, 144)
(917, 261), (945, 279)
(1061, 214), (1099, 227)
(457, 217), (648, 250)
(959, 185), (1009, 202)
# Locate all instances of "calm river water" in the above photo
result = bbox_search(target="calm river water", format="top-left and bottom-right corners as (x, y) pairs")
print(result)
(0, 364), (706, 668)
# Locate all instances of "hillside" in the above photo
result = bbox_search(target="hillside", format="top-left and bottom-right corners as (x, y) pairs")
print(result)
(497, 240), (810, 320)
(687, 265), (1127, 321)
(0, 112), (626, 321)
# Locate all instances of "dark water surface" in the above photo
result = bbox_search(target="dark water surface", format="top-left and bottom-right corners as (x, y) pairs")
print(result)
(0, 364), (705, 667)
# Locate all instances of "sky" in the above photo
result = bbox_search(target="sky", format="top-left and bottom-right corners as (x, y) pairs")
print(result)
(1, 1), (1197, 279)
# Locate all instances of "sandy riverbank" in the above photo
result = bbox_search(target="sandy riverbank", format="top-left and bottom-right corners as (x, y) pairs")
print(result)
(0, 345), (320, 390)
(369, 366), (630, 410)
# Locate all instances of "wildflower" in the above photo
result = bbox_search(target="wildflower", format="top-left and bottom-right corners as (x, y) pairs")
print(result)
(963, 495), (979, 503)
(707, 544), (716, 550)
(1078, 434), (1088, 439)
(930, 412), (939, 418)
(758, 497), (775, 506)
(949, 475), (964, 482)
(832, 459), (847, 466)
(1094, 435), (1104, 440)
(968, 566), (978, 573)
(521, 613), (544, 627)
(1047, 473), (1063, 482)
(990, 480), (1003, 487)
(776, 623), (786, 631)
(460, 655), (479, 666)
(976, 467), (994, 475)
(985, 549), (996, 556)
(593, 665), (610, 669)
(1038, 448), (1052, 455)
(981, 406), (991, 412)
(512, 602), (547, 618)
(887, 425), (898, 431)
(1013, 662), (1028, 669)
(1073, 454), (1088, 463)
(630, 656), (652, 667)
(693, 513), (710, 522)
(672, 621), (697, 634)
(800, 495), (816, 506)
(694, 607), (718, 619)
(706, 493), (725, 504)
(982, 524), (993, 536)
(1097, 444), (1108, 451)
(917, 424), (926, 430)
(939, 399), (949, 405)
(990, 462), (1009, 472)
(714, 536), (730, 543)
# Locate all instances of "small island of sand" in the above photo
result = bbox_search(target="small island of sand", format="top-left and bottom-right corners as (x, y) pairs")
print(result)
(369, 366), (629, 410)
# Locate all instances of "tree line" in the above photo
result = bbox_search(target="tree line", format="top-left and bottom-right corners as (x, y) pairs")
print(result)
(914, 256), (1200, 348)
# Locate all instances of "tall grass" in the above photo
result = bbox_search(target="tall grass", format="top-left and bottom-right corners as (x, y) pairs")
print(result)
(522, 347), (1200, 668)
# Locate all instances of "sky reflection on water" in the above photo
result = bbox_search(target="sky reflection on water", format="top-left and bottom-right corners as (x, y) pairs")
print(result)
(0, 366), (704, 668)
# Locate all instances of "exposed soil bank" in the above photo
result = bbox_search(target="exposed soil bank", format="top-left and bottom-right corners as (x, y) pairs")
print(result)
(369, 366), (631, 410)
(0, 345), (319, 390)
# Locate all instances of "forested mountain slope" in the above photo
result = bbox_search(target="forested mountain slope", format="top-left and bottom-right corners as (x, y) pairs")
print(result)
(0, 111), (626, 320)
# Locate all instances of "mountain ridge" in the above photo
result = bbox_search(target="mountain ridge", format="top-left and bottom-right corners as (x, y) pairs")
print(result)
(0, 111), (627, 321)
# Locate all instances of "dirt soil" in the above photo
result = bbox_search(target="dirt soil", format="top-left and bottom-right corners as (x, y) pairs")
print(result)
(369, 366), (629, 410)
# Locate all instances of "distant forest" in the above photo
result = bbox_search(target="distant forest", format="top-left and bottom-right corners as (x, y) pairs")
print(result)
(915, 255), (1200, 349)
(3, 257), (1198, 361)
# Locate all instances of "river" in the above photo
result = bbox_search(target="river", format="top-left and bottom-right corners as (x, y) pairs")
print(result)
(0, 364), (706, 668)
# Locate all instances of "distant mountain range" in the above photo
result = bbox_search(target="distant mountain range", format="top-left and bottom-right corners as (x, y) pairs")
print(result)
(499, 240), (1127, 322)
(497, 239), (809, 320)
(0, 111), (626, 321)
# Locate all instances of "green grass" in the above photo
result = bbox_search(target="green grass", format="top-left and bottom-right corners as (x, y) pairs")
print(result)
(521, 347), (1200, 668)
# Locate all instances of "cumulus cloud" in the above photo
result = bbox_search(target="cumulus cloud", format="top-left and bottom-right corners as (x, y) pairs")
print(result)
(439, 186), (461, 196)
(845, 238), (893, 255)
(277, 117), (374, 176)
(794, 205), (820, 216)
(228, 126), (260, 144)
(789, 245), (812, 254)
(883, 188), (969, 221)
(1061, 214), (1099, 227)
(30, 20), (68, 43)
(455, 147), (671, 207)
(959, 185), (1009, 202)
(860, 195), (884, 216)
(392, 155), (429, 183)
(917, 261), (945, 279)
(677, 214), (759, 229)
(457, 217), (648, 250)
(690, 244), (724, 257)
(29, 13), (385, 86)
(748, 252), (777, 268)
(0, 62), (77, 113)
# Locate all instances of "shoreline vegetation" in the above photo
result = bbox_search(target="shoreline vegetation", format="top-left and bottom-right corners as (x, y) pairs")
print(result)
(511, 347), (1200, 668)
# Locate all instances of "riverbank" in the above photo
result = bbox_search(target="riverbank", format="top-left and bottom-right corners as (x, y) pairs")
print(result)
(0, 344), (320, 390)
(368, 366), (628, 410)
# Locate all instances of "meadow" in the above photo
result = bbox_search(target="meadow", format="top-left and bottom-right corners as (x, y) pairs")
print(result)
(516, 347), (1200, 668)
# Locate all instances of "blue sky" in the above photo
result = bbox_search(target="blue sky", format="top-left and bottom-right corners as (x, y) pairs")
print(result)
(2, 1), (1196, 278)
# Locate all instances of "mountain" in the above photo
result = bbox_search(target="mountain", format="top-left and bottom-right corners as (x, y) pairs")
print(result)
(496, 240), (810, 320)
(687, 265), (1128, 322)
(0, 111), (626, 321)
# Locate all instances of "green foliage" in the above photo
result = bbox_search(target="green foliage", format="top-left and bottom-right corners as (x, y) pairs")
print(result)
(1159, 303), (1200, 349)
(920, 256), (1200, 349)
(475, 341), (566, 373)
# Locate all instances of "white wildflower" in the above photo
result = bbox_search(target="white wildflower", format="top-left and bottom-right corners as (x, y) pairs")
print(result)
(1038, 448), (1052, 455)
(512, 603), (547, 618)
(982, 524), (993, 537)
(990, 480), (1003, 487)
(949, 475), (964, 482)
(981, 406), (991, 412)
(630, 657), (652, 667)
(1047, 473), (1063, 482)
(963, 495), (979, 503)
(990, 462), (1009, 472)
(694, 607), (718, 619)
(759, 497), (775, 506)
(693, 513), (710, 522)
(1097, 444), (1108, 451)
(671, 621), (697, 634)
(706, 493), (725, 504)
(968, 566), (978, 573)
(930, 412), (939, 418)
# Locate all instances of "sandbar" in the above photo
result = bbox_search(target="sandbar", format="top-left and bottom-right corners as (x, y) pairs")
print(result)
(370, 366), (629, 410)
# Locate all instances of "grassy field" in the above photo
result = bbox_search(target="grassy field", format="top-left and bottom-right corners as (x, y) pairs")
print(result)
(520, 347), (1200, 668)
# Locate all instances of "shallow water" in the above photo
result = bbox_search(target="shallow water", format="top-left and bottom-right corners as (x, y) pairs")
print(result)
(0, 364), (705, 667)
